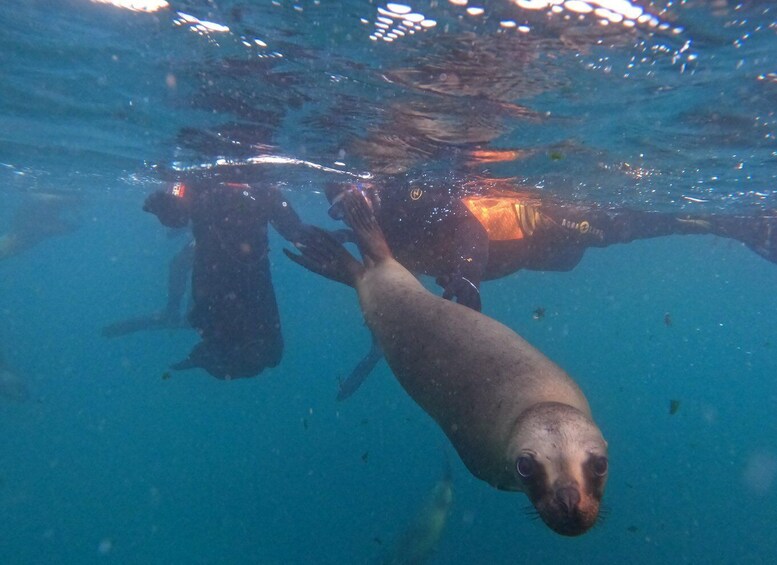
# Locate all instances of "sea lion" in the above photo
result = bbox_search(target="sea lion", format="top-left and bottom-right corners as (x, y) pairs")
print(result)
(383, 459), (453, 564)
(0, 352), (29, 403)
(285, 192), (608, 536)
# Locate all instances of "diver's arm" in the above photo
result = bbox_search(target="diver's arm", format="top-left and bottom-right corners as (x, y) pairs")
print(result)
(435, 216), (488, 311)
(143, 191), (191, 229)
(267, 187), (311, 243)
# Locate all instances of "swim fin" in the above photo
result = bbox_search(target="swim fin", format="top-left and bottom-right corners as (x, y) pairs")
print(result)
(336, 331), (383, 401)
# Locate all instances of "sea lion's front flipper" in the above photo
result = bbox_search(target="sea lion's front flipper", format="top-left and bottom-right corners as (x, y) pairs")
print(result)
(339, 190), (392, 264)
(336, 331), (383, 401)
(284, 226), (364, 286)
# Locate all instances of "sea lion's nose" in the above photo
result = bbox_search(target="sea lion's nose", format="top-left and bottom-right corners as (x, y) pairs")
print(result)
(556, 486), (581, 515)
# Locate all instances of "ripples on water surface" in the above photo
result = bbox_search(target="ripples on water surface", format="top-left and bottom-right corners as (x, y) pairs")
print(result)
(1, 1), (777, 564)
(2, 0), (775, 208)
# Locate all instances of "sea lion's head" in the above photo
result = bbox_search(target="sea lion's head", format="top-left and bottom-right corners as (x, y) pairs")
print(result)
(509, 402), (608, 536)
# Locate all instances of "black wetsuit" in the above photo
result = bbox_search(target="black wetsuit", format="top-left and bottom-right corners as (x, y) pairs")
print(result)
(330, 177), (777, 311)
(144, 180), (310, 379)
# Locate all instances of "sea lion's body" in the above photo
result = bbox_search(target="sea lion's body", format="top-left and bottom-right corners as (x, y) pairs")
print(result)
(357, 258), (590, 490)
(286, 192), (608, 536)
(0, 366), (29, 403)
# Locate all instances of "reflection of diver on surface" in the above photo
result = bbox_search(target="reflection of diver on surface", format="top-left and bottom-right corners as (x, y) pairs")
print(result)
(0, 348), (30, 403)
(0, 192), (82, 260)
(102, 235), (194, 337)
(328, 176), (777, 398)
(142, 179), (312, 380)
(381, 459), (453, 565)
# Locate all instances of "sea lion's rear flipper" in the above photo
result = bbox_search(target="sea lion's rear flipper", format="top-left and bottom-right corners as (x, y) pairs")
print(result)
(340, 190), (392, 264)
(284, 226), (364, 286)
(336, 331), (383, 401)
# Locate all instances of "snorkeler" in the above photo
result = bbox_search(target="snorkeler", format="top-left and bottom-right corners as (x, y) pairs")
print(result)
(142, 178), (313, 380)
(0, 192), (82, 261)
(328, 176), (777, 310)
(326, 175), (777, 398)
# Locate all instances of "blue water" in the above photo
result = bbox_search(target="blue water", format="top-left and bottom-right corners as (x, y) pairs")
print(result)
(2, 1), (777, 563)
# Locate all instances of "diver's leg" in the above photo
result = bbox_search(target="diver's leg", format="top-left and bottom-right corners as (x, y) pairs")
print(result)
(541, 203), (777, 264)
(251, 255), (283, 369)
(165, 240), (195, 323)
(701, 213), (777, 263)
(540, 204), (717, 247)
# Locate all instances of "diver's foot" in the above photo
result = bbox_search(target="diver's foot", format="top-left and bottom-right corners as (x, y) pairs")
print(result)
(746, 214), (777, 264)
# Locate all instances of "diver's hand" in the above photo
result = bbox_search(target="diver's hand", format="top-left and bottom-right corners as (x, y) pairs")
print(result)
(143, 192), (189, 228)
(435, 274), (482, 312)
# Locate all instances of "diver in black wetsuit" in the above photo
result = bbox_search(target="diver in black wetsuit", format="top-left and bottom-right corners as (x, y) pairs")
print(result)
(142, 179), (313, 380)
(324, 175), (777, 398)
(328, 176), (777, 311)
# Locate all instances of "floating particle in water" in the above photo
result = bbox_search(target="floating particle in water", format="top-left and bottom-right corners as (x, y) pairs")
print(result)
(743, 451), (777, 495)
(97, 538), (113, 555)
(161, 371), (172, 380)
(532, 307), (546, 320)
(361, 451), (370, 463)
(664, 313), (672, 326)
(627, 525), (639, 533)
(669, 399), (681, 415)
(302, 418), (309, 430)
(373, 537), (383, 545)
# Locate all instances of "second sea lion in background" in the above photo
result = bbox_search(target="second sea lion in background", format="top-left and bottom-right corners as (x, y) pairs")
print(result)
(382, 459), (453, 565)
(0, 192), (82, 261)
(0, 349), (30, 403)
(285, 191), (608, 536)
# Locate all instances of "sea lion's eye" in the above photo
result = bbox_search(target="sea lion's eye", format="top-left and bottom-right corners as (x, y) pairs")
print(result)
(516, 455), (536, 479)
(592, 456), (608, 477)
